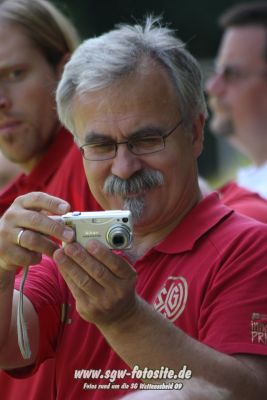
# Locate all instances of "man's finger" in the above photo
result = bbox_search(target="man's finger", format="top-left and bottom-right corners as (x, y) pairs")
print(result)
(9, 210), (75, 244)
(85, 240), (135, 280)
(16, 229), (60, 257)
(15, 192), (70, 214)
(53, 247), (103, 297)
(0, 243), (42, 268)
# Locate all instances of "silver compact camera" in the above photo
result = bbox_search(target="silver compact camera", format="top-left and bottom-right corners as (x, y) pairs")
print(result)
(53, 210), (132, 249)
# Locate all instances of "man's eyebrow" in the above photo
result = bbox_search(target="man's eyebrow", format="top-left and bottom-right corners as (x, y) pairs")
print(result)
(84, 125), (165, 143)
(0, 63), (28, 72)
(130, 125), (164, 139)
(84, 132), (114, 143)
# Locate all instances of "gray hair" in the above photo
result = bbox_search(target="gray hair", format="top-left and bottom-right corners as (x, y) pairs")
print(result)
(56, 16), (207, 134)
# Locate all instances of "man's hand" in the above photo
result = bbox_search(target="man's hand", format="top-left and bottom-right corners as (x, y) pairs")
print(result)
(0, 192), (74, 271)
(53, 240), (137, 326)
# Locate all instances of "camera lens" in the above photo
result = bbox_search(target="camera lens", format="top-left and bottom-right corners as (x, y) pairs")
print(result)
(106, 224), (132, 249)
(112, 234), (125, 247)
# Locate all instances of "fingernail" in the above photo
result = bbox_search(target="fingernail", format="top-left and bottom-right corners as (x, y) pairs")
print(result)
(63, 228), (74, 241)
(58, 203), (69, 213)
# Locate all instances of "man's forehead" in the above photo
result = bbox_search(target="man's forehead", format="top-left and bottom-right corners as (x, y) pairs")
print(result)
(71, 63), (181, 136)
(0, 24), (39, 68)
(219, 26), (267, 64)
(74, 92), (174, 114)
(72, 93), (179, 137)
(73, 73), (178, 118)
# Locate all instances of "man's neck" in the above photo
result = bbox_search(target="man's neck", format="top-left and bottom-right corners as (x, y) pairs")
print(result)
(18, 124), (60, 174)
(229, 131), (267, 167)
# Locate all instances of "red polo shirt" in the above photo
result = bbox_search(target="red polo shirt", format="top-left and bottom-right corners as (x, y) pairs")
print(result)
(0, 127), (101, 399)
(219, 181), (267, 223)
(12, 193), (267, 399)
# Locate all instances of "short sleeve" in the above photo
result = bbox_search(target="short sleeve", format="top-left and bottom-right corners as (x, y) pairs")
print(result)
(199, 229), (267, 356)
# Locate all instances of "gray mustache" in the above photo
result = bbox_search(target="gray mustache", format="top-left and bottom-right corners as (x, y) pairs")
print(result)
(103, 170), (164, 197)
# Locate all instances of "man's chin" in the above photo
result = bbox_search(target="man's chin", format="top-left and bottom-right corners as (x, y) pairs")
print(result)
(122, 196), (145, 224)
(209, 117), (235, 137)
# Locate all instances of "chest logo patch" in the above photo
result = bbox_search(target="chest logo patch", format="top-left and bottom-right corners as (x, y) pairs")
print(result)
(153, 276), (188, 322)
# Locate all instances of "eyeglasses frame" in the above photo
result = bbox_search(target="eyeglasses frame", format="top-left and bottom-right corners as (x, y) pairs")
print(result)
(79, 118), (184, 161)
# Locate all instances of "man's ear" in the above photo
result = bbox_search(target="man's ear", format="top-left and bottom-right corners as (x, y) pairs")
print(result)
(56, 53), (71, 79)
(191, 113), (205, 158)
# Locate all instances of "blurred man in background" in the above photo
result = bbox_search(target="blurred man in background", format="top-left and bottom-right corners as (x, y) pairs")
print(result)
(0, 0), (99, 399)
(206, 2), (267, 222)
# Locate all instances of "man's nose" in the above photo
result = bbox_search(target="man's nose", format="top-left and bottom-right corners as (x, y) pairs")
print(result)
(205, 73), (225, 96)
(111, 144), (143, 180)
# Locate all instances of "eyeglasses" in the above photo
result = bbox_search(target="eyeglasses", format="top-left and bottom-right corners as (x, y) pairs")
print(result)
(79, 119), (183, 161)
(213, 64), (267, 83)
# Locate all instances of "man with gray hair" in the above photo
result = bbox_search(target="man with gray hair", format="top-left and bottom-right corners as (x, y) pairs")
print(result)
(0, 16), (267, 399)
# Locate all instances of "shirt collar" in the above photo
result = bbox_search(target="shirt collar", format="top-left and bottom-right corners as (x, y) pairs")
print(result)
(155, 192), (233, 254)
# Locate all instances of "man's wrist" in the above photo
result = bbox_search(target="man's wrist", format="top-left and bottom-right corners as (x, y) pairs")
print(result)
(97, 296), (149, 336)
(0, 268), (15, 291)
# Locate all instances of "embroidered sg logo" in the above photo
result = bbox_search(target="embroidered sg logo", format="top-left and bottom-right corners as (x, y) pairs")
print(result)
(153, 276), (188, 322)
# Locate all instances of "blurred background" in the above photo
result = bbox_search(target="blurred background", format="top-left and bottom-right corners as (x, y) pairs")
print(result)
(52, 0), (256, 186)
